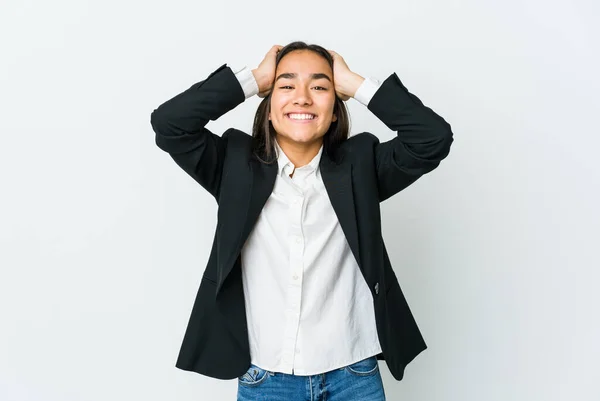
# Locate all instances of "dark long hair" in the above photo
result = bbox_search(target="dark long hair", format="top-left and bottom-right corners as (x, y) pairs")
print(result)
(251, 41), (351, 164)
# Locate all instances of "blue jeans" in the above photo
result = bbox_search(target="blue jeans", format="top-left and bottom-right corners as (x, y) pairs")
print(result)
(237, 356), (386, 401)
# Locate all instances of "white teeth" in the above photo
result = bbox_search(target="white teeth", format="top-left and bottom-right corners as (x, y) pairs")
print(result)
(287, 113), (315, 120)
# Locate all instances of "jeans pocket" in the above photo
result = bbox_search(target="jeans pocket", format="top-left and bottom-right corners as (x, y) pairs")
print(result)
(345, 356), (379, 377)
(238, 364), (270, 387)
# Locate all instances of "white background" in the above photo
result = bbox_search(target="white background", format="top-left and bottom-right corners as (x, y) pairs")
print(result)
(1, 0), (599, 400)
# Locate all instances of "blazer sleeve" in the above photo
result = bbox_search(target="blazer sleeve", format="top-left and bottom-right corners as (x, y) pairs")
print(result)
(367, 73), (454, 202)
(150, 64), (245, 199)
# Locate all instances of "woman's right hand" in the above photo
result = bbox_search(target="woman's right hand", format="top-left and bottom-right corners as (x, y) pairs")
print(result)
(252, 45), (283, 98)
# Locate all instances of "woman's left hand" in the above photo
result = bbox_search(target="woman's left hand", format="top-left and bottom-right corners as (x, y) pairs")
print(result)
(328, 50), (365, 101)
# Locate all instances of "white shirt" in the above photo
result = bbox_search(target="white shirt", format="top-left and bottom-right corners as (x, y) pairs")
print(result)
(235, 66), (383, 375)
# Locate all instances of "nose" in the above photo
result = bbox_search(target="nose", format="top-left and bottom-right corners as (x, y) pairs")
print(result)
(293, 86), (312, 106)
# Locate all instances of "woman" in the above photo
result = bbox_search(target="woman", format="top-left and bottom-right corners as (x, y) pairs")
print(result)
(150, 41), (453, 401)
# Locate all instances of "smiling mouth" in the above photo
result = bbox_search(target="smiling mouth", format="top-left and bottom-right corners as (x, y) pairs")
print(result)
(286, 113), (317, 121)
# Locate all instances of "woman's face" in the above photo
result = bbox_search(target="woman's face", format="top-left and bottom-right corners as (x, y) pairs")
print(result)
(269, 50), (337, 148)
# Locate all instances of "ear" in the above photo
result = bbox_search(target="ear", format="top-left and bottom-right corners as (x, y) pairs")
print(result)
(268, 112), (271, 121)
(332, 113), (337, 122)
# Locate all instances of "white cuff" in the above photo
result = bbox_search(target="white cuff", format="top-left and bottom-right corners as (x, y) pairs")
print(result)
(353, 77), (381, 106)
(233, 66), (259, 99)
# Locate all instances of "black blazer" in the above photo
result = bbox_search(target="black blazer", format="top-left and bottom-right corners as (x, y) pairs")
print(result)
(150, 64), (453, 381)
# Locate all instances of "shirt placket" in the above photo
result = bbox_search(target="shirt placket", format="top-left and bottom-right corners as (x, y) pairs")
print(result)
(280, 165), (305, 373)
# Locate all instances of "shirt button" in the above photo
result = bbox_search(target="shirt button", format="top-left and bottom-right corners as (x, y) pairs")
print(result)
(296, 237), (302, 244)
(293, 275), (299, 280)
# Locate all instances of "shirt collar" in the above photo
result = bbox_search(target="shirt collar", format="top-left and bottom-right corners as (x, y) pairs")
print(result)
(275, 138), (323, 177)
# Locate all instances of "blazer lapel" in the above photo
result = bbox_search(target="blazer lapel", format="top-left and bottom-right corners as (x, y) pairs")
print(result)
(216, 158), (277, 296)
(320, 154), (361, 268)
(241, 159), (278, 250)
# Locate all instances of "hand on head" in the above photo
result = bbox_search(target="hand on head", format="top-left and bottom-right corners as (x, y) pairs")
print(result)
(252, 45), (283, 98)
(327, 50), (364, 101)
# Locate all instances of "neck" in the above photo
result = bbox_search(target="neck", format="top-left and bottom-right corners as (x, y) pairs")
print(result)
(276, 135), (323, 167)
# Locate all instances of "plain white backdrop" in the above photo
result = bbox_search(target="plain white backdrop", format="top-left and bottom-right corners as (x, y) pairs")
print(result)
(1, 0), (599, 400)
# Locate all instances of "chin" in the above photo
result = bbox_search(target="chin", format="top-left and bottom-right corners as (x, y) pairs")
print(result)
(291, 134), (316, 143)
(279, 130), (324, 144)
(289, 135), (319, 145)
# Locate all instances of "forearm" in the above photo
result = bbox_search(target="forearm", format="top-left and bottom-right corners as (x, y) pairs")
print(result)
(150, 65), (245, 144)
(369, 73), (453, 164)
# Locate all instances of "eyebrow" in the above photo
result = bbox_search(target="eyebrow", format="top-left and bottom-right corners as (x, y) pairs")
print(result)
(275, 72), (332, 82)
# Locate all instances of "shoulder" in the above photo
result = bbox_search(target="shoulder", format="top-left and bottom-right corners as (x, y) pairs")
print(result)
(221, 129), (253, 166)
(345, 132), (380, 146)
(223, 128), (252, 141)
(222, 128), (253, 150)
(338, 132), (379, 161)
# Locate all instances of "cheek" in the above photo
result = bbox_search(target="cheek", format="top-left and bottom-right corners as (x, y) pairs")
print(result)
(322, 100), (337, 121)
(269, 97), (284, 121)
